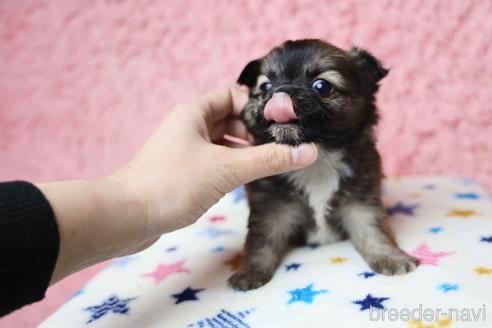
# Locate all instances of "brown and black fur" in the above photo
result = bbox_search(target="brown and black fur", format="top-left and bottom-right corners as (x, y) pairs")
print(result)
(228, 40), (419, 290)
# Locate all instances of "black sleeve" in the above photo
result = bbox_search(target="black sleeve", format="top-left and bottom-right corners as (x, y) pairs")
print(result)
(0, 181), (60, 317)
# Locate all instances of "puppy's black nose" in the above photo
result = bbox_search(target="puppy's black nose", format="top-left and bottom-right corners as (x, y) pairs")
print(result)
(264, 92), (298, 123)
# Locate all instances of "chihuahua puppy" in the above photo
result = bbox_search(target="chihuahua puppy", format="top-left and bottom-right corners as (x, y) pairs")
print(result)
(228, 39), (419, 290)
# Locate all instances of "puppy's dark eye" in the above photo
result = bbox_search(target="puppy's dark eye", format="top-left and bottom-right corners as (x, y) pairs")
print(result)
(312, 79), (332, 96)
(259, 82), (272, 94)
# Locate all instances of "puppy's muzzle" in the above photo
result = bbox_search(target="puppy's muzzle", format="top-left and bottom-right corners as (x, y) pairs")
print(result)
(263, 92), (298, 123)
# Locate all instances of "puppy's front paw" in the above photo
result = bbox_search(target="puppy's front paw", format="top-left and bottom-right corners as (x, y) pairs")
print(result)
(369, 252), (419, 276)
(228, 269), (273, 291)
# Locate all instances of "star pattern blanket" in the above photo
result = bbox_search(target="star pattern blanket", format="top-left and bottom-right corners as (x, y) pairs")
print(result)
(41, 177), (492, 328)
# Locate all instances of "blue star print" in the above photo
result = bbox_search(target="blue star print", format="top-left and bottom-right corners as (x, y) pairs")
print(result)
(438, 283), (459, 293)
(307, 243), (320, 249)
(187, 308), (255, 328)
(285, 263), (302, 271)
(199, 227), (234, 239)
(455, 193), (480, 200)
(454, 177), (476, 185)
(85, 295), (136, 324)
(386, 202), (418, 216)
(110, 256), (137, 267)
(232, 186), (246, 203)
(287, 284), (328, 304)
(480, 236), (492, 243)
(428, 226), (443, 234)
(212, 246), (226, 252)
(358, 271), (376, 279)
(353, 294), (389, 311)
(69, 289), (84, 300)
(165, 246), (178, 252)
(172, 287), (205, 304)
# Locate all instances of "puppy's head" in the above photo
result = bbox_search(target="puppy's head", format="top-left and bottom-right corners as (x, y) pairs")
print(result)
(238, 39), (388, 146)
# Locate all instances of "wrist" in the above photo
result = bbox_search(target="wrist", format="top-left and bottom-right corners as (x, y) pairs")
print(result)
(89, 177), (155, 256)
(105, 169), (188, 235)
(39, 179), (149, 284)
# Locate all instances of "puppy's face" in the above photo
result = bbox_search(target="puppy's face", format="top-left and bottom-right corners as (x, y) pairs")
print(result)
(238, 40), (388, 146)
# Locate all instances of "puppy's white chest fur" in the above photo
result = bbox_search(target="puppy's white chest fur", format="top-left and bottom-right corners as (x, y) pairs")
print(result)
(287, 149), (352, 244)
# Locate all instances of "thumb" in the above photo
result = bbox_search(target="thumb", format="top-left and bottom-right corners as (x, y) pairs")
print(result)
(222, 143), (318, 187)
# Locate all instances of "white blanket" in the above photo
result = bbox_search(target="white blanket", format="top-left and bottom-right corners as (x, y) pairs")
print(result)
(41, 176), (492, 328)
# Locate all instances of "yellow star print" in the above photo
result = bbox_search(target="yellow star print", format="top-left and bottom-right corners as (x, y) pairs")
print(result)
(446, 209), (477, 218)
(224, 252), (243, 271)
(409, 318), (451, 328)
(474, 266), (492, 275)
(409, 192), (421, 198)
(330, 256), (347, 264)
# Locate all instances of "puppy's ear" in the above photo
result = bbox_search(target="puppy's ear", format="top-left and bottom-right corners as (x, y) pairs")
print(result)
(348, 47), (389, 93)
(237, 59), (262, 88)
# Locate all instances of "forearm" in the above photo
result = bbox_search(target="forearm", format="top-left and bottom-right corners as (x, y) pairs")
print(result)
(0, 181), (59, 316)
(38, 179), (150, 284)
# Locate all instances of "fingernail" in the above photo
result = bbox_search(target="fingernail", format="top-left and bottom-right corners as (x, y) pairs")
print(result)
(291, 143), (318, 166)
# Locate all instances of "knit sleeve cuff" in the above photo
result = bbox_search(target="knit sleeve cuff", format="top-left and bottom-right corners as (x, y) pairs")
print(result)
(0, 181), (60, 317)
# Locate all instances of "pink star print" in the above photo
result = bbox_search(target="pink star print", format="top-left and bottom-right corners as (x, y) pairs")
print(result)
(141, 260), (190, 283)
(410, 243), (455, 265)
(209, 215), (226, 223)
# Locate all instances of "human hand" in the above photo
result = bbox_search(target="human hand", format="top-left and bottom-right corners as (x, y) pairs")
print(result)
(41, 87), (318, 284)
(108, 87), (318, 236)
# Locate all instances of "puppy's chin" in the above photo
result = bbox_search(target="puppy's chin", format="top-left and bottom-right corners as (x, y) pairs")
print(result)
(267, 123), (305, 145)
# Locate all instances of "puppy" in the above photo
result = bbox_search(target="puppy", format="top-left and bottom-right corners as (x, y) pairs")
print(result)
(228, 39), (419, 291)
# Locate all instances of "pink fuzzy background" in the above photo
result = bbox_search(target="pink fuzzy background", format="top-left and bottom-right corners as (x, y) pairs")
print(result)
(1, 0), (491, 326)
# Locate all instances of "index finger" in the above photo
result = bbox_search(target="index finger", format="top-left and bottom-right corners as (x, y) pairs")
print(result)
(195, 87), (249, 123)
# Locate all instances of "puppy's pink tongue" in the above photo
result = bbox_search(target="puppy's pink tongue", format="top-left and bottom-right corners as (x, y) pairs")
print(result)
(264, 92), (297, 123)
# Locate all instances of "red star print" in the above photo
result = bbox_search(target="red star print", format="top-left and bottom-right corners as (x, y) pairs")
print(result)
(209, 215), (226, 223)
(410, 243), (455, 265)
(141, 260), (190, 283)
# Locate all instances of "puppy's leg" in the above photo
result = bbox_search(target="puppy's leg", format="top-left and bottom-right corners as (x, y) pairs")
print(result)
(228, 202), (305, 290)
(341, 202), (419, 275)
